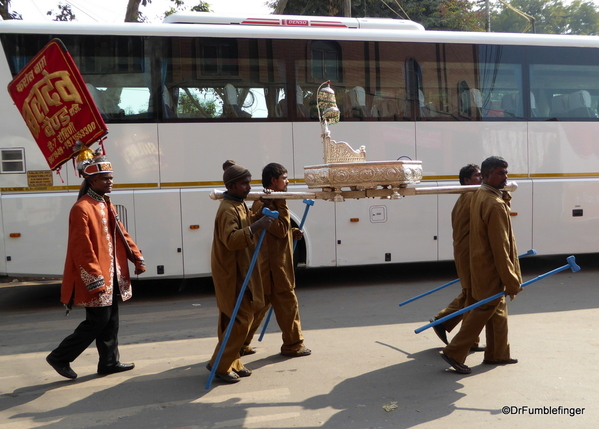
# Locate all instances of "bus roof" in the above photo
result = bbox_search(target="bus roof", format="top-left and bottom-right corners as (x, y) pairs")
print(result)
(1, 14), (599, 49)
(161, 13), (426, 31)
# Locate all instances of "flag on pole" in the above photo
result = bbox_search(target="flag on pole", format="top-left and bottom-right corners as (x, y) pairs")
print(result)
(7, 38), (107, 170)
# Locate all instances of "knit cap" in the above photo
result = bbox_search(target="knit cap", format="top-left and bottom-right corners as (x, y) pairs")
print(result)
(223, 160), (250, 186)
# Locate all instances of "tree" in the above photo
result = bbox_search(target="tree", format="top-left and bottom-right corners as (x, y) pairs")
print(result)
(563, 0), (599, 35)
(0, 0), (22, 20)
(125, 0), (150, 22)
(47, 3), (76, 21)
(489, 0), (599, 35)
(126, 0), (211, 22)
(267, 0), (485, 31)
(165, 0), (210, 17)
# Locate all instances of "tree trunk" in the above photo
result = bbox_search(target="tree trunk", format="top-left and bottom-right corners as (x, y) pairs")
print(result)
(0, 0), (12, 20)
(125, 0), (142, 22)
(274, 0), (288, 15)
(342, 0), (351, 17)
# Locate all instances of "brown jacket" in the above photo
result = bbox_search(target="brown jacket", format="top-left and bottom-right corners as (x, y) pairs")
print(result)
(211, 197), (264, 316)
(252, 198), (295, 295)
(451, 192), (473, 291)
(469, 184), (522, 300)
(61, 192), (144, 307)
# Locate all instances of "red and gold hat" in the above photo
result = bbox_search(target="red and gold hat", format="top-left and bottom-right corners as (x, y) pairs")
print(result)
(75, 144), (112, 177)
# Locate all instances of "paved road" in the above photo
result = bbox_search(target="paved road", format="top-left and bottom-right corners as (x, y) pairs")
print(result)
(1, 254), (597, 429)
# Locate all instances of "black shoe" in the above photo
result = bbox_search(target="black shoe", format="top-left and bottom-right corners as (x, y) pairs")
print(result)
(46, 355), (77, 379)
(430, 318), (449, 345)
(97, 362), (135, 375)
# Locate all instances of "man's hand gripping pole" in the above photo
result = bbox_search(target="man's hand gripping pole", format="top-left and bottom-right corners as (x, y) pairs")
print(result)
(205, 207), (279, 390)
(258, 199), (314, 342)
(414, 255), (580, 334)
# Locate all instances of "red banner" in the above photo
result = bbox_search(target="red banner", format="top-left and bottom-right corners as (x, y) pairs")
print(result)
(7, 39), (107, 170)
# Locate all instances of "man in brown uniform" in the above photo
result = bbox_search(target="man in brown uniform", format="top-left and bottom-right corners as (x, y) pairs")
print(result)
(242, 163), (311, 357)
(208, 160), (273, 383)
(440, 156), (522, 374)
(431, 164), (484, 352)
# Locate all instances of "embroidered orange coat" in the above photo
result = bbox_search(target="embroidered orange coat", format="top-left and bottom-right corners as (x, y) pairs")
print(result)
(61, 193), (144, 307)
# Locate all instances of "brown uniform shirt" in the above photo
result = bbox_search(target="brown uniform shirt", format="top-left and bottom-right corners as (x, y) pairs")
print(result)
(211, 197), (264, 316)
(252, 198), (295, 295)
(469, 184), (522, 300)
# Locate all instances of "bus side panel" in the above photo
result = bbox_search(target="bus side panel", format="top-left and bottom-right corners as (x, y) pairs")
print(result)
(132, 189), (183, 279)
(180, 188), (216, 277)
(335, 184), (438, 266)
(532, 179), (599, 255)
(0, 201), (6, 275)
(157, 123), (295, 184)
(287, 194), (336, 268)
(437, 185), (460, 261)
(509, 180), (533, 254)
(1, 192), (74, 277)
(415, 122), (529, 179)
(76, 124), (161, 188)
(529, 122), (599, 176)
(529, 122), (599, 255)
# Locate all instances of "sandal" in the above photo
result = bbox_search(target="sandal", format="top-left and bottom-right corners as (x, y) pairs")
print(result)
(215, 371), (241, 383)
(239, 346), (256, 356)
(206, 363), (242, 383)
(281, 346), (312, 357)
(483, 358), (518, 365)
(234, 367), (252, 377)
(440, 352), (471, 374)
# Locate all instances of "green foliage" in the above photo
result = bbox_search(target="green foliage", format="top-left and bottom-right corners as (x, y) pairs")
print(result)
(47, 3), (76, 21)
(178, 90), (218, 117)
(491, 0), (599, 35)
(268, 0), (485, 31)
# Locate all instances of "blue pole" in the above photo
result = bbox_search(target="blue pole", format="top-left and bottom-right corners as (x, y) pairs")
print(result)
(258, 199), (314, 342)
(205, 207), (279, 390)
(398, 249), (537, 307)
(414, 255), (580, 334)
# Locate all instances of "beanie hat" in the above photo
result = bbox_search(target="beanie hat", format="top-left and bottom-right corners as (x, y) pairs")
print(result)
(223, 160), (250, 186)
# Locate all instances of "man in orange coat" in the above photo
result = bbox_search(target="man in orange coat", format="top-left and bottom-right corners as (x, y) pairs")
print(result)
(46, 152), (146, 379)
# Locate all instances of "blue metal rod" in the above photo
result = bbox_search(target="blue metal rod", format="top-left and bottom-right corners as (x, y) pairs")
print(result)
(205, 207), (279, 389)
(414, 255), (580, 334)
(399, 249), (537, 307)
(258, 199), (314, 342)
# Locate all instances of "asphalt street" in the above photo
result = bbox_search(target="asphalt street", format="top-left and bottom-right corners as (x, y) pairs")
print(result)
(1, 253), (597, 429)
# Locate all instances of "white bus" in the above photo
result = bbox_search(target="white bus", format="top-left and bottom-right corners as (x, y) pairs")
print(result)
(0, 13), (598, 280)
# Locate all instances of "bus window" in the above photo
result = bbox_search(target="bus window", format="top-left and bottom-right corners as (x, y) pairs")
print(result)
(531, 67), (599, 119)
(310, 41), (342, 83)
(165, 37), (283, 120)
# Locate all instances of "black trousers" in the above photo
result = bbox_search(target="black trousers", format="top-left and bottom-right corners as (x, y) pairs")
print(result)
(49, 292), (120, 368)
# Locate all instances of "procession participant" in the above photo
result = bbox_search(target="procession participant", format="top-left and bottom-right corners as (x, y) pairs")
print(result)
(440, 156), (522, 374)
(430, 164), (484, 352)
(241, 163), (311, 358)
(207, 160), (273, 383)
(46, 150), (146, 379)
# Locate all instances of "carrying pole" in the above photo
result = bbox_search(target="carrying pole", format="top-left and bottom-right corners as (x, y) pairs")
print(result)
(398, 249), (537, 306)
(205, 207), (279, 389)
(414, 255), (580, 334)
(258, 199), (314, 342)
